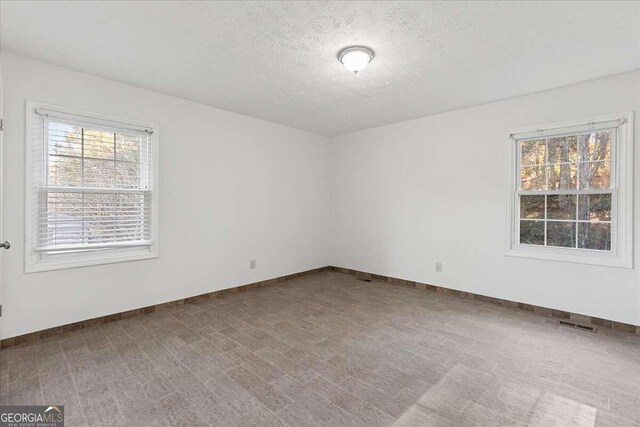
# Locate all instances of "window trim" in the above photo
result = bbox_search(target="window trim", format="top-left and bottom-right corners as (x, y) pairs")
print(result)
(505, 112), (633, 268)
(25, 101), (160, 273)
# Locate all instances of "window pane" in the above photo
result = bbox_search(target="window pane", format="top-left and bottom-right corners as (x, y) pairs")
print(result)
(547, 163), (577, 190)
(47, 192), (83, 218)
(116, 193), (149, 240)
(45, 193), (84, 245)
(547, 221), (576, 248)
(42, 190), (149, 248)
(578, 223), (611, 251)
(520, 195), (545, 219)
(579, 161), (610, 189)
(521, 139), (545, 166)
(83, 193), (116, 243)
(578, 194), (611, 222)
(578, 131), (611, 162)
(115, 162), (141, 188)
(83, 129), (115, 160)
(84, 158), (115, 187)
(547, 195), (576, 220)
(520, 220), (544, 245)
(116, 134), (142, 162)
(521, 166), (545, 190)
(48, 156), (82, 186)
(547, 136), (577, 164)
(48, 123), (82, 157)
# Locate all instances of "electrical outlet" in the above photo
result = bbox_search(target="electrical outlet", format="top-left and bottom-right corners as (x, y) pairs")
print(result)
(435, 262), (443, 272)
(250, 259), (256, 269)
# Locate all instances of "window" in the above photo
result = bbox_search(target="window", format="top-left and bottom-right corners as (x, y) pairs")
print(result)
(506, 113), (633, 268)
(26, 102), (159, 272)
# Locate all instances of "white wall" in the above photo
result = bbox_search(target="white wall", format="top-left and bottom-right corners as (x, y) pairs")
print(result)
(331, 70), (640, 326)
(1, 53), (331, 339)
(2, 53), (639, 340)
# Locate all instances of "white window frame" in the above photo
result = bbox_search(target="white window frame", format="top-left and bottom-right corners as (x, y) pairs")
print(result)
(25, 101), (160, 272)
(505, 112), (633, 268)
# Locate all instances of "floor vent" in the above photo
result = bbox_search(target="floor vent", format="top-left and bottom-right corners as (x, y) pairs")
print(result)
(559, 320), (596, 332)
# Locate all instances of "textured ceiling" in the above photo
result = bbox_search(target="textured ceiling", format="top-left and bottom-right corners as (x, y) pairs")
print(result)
(2, 1), (639, 136)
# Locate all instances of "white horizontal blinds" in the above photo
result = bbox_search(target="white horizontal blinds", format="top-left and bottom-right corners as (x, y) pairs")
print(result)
(516, 124), (615, 251)
(34, 108), (154, 134)
(35, 112), (153, 252)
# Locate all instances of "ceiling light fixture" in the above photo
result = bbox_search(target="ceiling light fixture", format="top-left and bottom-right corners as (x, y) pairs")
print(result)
(337, 46), (375, 75)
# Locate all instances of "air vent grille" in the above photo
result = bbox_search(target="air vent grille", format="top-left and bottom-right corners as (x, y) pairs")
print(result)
(559, 320), (596, 332)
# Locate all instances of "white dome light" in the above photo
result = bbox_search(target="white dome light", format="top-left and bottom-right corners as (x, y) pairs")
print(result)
(338, 46), (375, 75)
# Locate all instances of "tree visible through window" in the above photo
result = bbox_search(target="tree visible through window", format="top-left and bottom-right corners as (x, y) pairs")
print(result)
(518, 131), (613, 251)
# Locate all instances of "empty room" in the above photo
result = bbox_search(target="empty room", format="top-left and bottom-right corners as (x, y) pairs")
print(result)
(0, 1), (639, 426)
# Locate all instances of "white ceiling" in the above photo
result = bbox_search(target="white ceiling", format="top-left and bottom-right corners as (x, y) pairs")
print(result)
(2, 1), (639, 136)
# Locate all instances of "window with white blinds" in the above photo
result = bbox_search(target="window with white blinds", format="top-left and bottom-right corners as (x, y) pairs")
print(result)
(26, 103), (159, 272)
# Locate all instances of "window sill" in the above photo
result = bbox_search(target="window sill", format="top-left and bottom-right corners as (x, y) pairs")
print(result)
(506, 245), (632, 269)
(26, 247), (158, 273)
